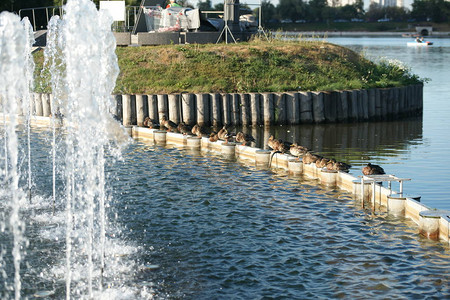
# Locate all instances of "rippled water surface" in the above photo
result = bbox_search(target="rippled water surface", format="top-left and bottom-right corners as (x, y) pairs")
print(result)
(321, 37), (450, 210)
(1, 37), (450, 299)
(111, 139), (449, 299)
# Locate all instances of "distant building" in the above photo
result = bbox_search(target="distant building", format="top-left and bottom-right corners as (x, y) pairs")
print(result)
(369, 0), (404, 7)
(328, 0), (406, 8)
(328, 0), (359, 7)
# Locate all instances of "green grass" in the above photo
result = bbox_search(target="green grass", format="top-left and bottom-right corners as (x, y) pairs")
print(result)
(33, 39), (422, 94)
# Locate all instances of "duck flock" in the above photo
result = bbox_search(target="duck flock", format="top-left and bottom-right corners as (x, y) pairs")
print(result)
(143, 117), (386, 175)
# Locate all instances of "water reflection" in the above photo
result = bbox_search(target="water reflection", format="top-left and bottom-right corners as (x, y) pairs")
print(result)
(234, 116), (423, 163)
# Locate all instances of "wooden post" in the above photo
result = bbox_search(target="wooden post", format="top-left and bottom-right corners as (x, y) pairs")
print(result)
(299, 91), (313, 123)
(136, 94), (146, 126)
(42, 93), (51, 117)
(122, 94), (132, 126)
(261, 93), (274, 127)
(250, 93), (261, 126)
(348, 90), (359, 121)
(337, 90), (348, 121)
(323, 91), (337, 123)
(34, 93), (43, 116)
(168, 94), (180, 124)
(147, 94), (159, 123)
(115, 94), (123, 122)
(196, 93), (210, 127)
(221, 93), (232, 126)
(361, 89), (369, 120)
(231, 93), (241, 126)
(311, 92), (325, 123)
(181, 93), (196, 126)
(240, 93), (251, 126)
(274, 93), (287, 125)
(157, 94), (168, 122)
(368, 89), (376, 119)
(210, 93), (222, 128)
(286, 93), (300, 125)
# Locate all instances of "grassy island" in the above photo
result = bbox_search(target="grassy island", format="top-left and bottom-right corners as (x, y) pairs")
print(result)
(34, 39), (422, 94)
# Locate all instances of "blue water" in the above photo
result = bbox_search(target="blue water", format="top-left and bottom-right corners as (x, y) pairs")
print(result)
(1, 37), (450, 299)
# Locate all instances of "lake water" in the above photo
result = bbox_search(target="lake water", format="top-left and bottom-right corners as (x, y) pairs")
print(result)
(325, 36), (450, 211)
(1, 37), (449, 299)
(271, 36), (450, 211)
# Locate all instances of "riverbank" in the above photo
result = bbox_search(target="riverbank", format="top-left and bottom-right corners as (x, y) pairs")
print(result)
(279, 31), (450, 37)
(33, 39), (422, 95)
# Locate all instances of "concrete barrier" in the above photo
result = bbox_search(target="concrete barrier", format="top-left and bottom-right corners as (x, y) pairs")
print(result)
(168, 94), (180, 124)
(42, 94), (51, 117)
(299, 91), (313, 123)
(240, 93), (251, 126)
(261, 92), (274, 126)
(250, 93), (261, 126)
(221, 93), (232, 126)
(181, 93), (196, 126)
(148, 94), (159, 123)
(210, 93), (222, 128)
(136, 94), (146, 127)
(122, 94), (132, 126)
(107, 86), (420, 126)
(311, 92), (325, 123)
(34, 93), (43, 116)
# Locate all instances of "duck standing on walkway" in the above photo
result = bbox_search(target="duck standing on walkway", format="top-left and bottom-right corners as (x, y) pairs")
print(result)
(217, 126), (231, 143)
(192, 124), (207, 138)
(316, 157), (330, 168)
(177, 122), (192, 135)
(333, 161), (352, 172)
(302, 151), (322, 164)
(362, 163), (385, 175)
(160, 115), (177, 132)
(290, 143), (309, 158)
(143, 117), (157, 129)
(209, 131), (219, 142)
(235, 132), (255, 146)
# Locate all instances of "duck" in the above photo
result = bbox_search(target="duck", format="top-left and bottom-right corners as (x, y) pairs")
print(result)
(290, 143), (309, 157)
(160, 115), (177, 132)
(326, 158), (337, 170)
(177, 122), (192, 135)
(235, 132), (255, 146)
(209, 131), (219, 142)
(143, 117), (157, 129)
(217, 126), (231, 143)
(362, 163), (385, 175)
(268, 135), (276, 150)
(333, 161), (352, 172)
(316, 157), (330, 168)
(302, 151), (322, 164)
(268, 135), (289, 153)
(192, 124), (207, 138)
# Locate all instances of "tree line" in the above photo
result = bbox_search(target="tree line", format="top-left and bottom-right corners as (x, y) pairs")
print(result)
(2, 0), (449, 23)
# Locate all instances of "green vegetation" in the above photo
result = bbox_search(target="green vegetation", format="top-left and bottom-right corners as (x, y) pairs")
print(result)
(33, 39), (422, 94)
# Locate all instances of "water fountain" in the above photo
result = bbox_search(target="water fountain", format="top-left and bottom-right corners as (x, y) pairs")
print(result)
(0, 0), (136, 298)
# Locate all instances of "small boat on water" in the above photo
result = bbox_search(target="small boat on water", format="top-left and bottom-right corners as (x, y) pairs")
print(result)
(406, 41), (433, 47)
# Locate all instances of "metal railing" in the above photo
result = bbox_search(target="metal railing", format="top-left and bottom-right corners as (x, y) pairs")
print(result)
(19, 6), (64, 31)
(18, 5), (228, 33)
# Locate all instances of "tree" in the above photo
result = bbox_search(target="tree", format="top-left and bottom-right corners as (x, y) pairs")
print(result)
(277, 0), (307, 22)
(197, 0), (213, 11)
(307, 0), (328, 22)
(259, 0), (275, 23)
(411, 0), (450, 22)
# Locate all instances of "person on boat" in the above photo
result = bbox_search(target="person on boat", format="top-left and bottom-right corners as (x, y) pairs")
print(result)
(166, 0), (181, 8)
(415, 36), (422, 43)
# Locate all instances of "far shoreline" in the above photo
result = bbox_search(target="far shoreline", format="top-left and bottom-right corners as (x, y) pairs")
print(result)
(277, 31), (450, 37)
